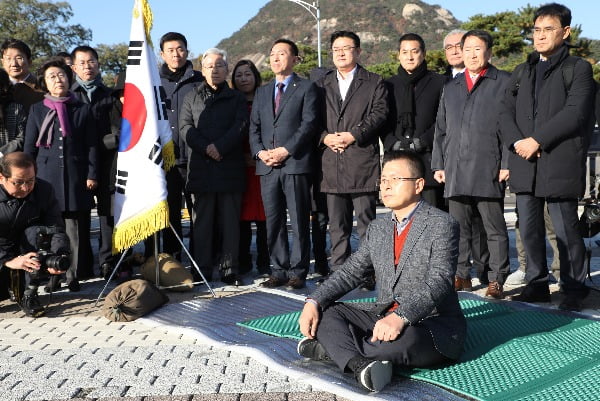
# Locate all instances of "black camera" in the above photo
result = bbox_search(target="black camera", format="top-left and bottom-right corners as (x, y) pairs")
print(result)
(31, 226), (69, 276)
(584, 203), (600, 224)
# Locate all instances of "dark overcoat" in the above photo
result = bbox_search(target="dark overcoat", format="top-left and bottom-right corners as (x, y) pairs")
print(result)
(499, 45), (595, 198)
(180, 82), (246, 193)
(316, 65), (388, 194)
(160, 61), (204, 167)
(384, 69), (447, 186)
(24, 98), (97, 212)
(432, 65), (510, 199)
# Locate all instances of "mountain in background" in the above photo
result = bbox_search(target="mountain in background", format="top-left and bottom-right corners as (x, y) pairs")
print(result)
(217, 0), (460, 69)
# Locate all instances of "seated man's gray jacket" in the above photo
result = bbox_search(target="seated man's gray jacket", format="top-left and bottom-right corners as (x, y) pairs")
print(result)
(310, 202), (467, 360)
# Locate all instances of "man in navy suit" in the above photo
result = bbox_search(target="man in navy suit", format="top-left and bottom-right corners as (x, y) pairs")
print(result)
(249, 39), (319, 289)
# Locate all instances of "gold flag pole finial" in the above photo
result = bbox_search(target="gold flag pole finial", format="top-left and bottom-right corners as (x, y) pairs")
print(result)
(133, 0), (154, 47)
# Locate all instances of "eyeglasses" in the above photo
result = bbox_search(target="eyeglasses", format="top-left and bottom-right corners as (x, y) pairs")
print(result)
(2, 56), (25, 63)
(45, 72), (67, 82)
(444, 44), (462, 52)
(75, 60), (98, 67)
(5, 177), (35, 187)
(331, 46), (356, 54)
(202, 63), (226, 70)
(379, 177), (420, 186)
(533, 26), (563, 35)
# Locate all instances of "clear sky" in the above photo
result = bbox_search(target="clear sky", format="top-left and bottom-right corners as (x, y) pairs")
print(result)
(67, 0), (600, 57)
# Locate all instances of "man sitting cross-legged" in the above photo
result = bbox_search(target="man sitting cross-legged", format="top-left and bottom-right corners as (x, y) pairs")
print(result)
(297, 150), (466, 392)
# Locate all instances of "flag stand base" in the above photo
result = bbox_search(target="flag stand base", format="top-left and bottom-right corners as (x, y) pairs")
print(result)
(94, 222), (216, 306)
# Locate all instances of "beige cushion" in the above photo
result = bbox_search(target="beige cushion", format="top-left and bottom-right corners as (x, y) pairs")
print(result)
(140, 253), (194, 292)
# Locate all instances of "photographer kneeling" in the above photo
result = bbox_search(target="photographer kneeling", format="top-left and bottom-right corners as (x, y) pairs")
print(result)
(0, 152), (69, 317)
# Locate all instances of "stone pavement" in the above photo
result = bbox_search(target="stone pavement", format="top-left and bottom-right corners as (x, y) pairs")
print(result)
(1, 202), (599, 400)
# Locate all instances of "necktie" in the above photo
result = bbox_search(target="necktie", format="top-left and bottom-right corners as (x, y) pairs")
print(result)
(274, 82), (285, 114)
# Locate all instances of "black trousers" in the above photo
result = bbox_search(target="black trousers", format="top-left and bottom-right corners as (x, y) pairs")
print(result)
(448, 196), (509, 283)
(63, 210), (94, 282)
(516, 194), (587, 297)
(311, 180), (329, 268)
(239, 220), (269, 273)
(260, 170), (311, 280)
(191, 192), (242, 277)
(316, 303), (449, 371)
(326, 192), (377, 269)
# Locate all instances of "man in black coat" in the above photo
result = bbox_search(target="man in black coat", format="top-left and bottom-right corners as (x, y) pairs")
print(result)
(157, 32), (204, 260)
(249, 39), (319, 289)
(500, 3), (596, 311)
(70, 45), (114, 280)
(0, 152), (68, 317)
(384, 33), (446, 210)
(317, 31), (388, 275)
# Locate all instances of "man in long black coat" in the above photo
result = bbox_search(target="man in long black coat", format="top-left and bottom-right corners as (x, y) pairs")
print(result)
(316, 31), (388, 274)
(383, 33), (446, 210)
(500, 3), (596, 311)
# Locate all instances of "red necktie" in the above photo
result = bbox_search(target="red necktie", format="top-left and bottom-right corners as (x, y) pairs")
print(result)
(274, 82), (285, 114)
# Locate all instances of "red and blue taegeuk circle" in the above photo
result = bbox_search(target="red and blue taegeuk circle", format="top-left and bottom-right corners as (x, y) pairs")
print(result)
(119, 83), (147, 152)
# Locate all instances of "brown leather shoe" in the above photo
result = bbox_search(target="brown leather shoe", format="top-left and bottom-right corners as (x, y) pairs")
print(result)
(260, 276), (286, 288)
(454, 276), (472, 292)
(485, 281), (504, 299)
(286, 277), (306, 290)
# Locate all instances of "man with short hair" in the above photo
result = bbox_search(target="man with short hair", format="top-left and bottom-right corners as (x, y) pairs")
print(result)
(500, 3), (596, 311)
(0, 38), (43, 111)
(432, 29), (511, 299)
(249, 39), (319, 290)
(180, 48), (246, 285)
(298, 150), (466, 392)
(384, 33), (446, 210)
(442, 29), (467, 78)
(70, 45), (112, 281)
(158, 32), (203, 261)
(317, 31), (388, 277)
(0, 152), (68, 317)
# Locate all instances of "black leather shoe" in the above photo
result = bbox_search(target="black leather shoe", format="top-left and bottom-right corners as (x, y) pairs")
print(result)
(19, 292), (45, 317)
(221, 274), (243, 286)
(260, 276), (286, 288)
(286, 277), (306, 290)
(558, 295), (584, 312)
(511, 284), (551, 303)
(67, 280), (81, 292)
(297, 338), (330, 361)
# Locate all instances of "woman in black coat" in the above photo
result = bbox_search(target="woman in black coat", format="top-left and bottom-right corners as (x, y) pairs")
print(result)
(24, 58), (97, 291)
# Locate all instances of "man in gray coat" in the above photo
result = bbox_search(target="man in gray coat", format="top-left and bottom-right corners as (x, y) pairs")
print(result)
(298, 150), (466, 392)
(432, 30), (511, 299)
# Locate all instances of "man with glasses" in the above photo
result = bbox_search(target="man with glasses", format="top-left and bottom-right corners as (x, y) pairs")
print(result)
(0, 152), (68, 317)
(297, 150), (466, 392)
(442, 29), (466, 79)
(316, 31), (388, 284)
(432, 30), (511, 300)
(500, 3), (595, 311)
(180, 48), (247, 286)
(0, 38), (43, 111)
(70, 46), (112, 281)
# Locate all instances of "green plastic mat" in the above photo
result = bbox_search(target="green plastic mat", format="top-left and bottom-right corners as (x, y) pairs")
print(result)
(238, 298), (600, 401)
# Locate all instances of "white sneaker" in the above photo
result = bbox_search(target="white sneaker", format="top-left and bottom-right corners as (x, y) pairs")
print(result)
(505, 269), (527, 286)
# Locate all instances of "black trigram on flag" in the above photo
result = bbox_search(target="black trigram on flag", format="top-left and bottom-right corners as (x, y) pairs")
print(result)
(153, 85), (168, 121)
(148, 142), (163, 167)
(127, 41), (143, 65)
(116, 170), (129, 194)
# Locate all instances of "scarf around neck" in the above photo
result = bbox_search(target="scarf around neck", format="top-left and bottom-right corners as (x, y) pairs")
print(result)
(394, 61), (428, 136)
(75, 74), (102, 101)
(37, 93), (76, 148)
